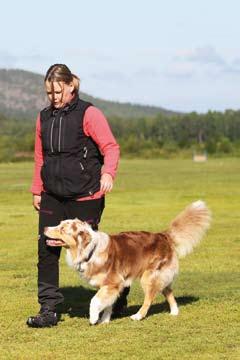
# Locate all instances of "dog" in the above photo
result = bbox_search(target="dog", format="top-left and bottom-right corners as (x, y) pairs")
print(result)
(45, 200), (211, 325)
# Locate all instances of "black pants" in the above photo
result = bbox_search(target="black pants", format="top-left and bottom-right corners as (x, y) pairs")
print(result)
(38, 192), (105, 310)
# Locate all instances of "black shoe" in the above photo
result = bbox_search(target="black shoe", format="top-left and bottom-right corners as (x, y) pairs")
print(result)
(26, 308), (58, 328)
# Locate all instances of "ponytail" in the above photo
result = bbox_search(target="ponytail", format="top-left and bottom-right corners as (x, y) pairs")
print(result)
(71, 73), (80, 94)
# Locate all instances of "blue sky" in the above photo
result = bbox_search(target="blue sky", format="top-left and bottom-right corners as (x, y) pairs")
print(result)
(1, 0), (240, 112)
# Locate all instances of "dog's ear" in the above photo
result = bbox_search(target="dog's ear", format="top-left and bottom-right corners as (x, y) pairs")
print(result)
(78, 230), (91, 248)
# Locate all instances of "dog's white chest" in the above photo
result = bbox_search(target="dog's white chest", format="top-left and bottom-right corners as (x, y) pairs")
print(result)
(65, 249), (74, 268)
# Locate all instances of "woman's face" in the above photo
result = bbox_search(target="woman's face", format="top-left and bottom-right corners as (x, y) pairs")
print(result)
(45, 81), (74, 108)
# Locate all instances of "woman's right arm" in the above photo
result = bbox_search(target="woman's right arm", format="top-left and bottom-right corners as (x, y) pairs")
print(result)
(30, 114), (44, 210)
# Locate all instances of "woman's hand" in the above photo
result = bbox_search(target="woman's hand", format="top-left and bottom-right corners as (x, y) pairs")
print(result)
(33, 195), (41, 211)
(100, 173), (113, 194)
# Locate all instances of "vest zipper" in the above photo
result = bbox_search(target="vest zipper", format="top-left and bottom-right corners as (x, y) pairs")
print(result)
(58, 116), (63, 152)
(83, 146), (88, 158)
(50, 117), (56, 153)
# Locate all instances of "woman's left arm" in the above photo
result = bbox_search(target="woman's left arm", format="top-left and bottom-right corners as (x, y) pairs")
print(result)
(83, 106), (120, 194)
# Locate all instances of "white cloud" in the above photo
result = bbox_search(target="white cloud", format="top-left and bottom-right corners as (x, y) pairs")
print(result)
(221, 57), (240, 75)
(0, 50), (52, 74)
(165, 46), (236, 79)
(176, 46), (226, 66)
(132, 68), (160, 79)
(164, 62), (195, 78)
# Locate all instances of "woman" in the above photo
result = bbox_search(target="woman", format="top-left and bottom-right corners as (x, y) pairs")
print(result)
(27, 64), (128, 328)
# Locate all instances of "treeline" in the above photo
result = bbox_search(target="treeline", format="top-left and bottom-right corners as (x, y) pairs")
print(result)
(0, 109), (240, 162)
(110, 110), (240, 157)
(0, 114), (35, 161)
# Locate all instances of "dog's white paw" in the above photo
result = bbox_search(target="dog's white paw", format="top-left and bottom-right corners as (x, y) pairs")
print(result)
(89, 297), (101, 325)
(130, 313), (142, 321)
(89, 315), (99, 325)
(170, 306), (179, 316)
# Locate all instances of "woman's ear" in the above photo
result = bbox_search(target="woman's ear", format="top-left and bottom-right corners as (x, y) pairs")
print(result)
(69, 82), (75, 94)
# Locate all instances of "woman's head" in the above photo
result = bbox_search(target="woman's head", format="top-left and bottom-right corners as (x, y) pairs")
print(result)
(44, 64), (80, 108)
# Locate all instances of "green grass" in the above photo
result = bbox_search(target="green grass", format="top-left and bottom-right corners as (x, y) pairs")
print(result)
(0, 158), (239, 360)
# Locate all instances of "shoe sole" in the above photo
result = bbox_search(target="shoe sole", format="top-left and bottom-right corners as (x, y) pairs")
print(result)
(26, 318), (58, 328)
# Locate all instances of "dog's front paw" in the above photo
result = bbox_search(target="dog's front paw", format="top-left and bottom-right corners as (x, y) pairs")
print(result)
(89, 297), (101, 325)
(170, 306), (179, 316)
(89, 318), (98, 325)
(130, 313), (143, 321)
(89, 308), (100, 325)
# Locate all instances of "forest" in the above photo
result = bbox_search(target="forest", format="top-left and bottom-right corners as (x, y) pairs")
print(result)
(0, 109), (240, 162)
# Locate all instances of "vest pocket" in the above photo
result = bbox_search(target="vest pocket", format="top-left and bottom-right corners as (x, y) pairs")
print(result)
(40, 158), (55, 193)
(61, 157), (92, 196)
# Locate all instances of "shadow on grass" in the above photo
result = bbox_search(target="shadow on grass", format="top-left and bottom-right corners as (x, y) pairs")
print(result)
(126, 295), (199, 319)
(58, 286), (96, 319)
(58, 286), (199, 321)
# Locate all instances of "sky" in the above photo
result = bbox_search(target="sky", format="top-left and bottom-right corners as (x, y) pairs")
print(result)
(1, 0), (240, 113)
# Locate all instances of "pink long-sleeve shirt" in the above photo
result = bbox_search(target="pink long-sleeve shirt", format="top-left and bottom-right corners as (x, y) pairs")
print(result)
(30, 106), (120, 200)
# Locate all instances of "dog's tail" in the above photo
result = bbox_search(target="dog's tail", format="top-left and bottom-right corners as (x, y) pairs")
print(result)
(168, 200), (211, 258)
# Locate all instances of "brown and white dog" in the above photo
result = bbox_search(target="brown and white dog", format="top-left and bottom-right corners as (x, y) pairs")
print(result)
(44, 200), (211, 325)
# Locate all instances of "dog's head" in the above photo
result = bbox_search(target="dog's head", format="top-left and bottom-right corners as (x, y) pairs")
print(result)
(44, 218), (92, 252)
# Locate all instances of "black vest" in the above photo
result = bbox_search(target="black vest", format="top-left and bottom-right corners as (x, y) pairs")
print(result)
(40, 96), (103, 198)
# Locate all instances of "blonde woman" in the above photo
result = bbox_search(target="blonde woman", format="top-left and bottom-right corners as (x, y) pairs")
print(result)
(27, 64), (128, 327)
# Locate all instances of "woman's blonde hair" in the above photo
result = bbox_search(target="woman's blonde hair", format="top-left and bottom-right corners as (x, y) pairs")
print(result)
(45, 64), (80, 101)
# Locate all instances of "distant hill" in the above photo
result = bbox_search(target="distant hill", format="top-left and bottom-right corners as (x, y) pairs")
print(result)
(0, 69), (179, 120)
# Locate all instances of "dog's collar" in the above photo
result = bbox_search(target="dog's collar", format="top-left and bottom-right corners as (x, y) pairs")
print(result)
(77, 242), (97, 272)
(84, 243), (97, 263)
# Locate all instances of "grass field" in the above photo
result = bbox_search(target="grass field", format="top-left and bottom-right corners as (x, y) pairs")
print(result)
(0, 158), (239, 360)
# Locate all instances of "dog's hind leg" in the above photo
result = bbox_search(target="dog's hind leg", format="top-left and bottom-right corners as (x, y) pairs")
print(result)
(89, 285), (123, 325)
(162, 286), (179, 315)
(98, 306), (113, 324)
(131, 270), (162, 321)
